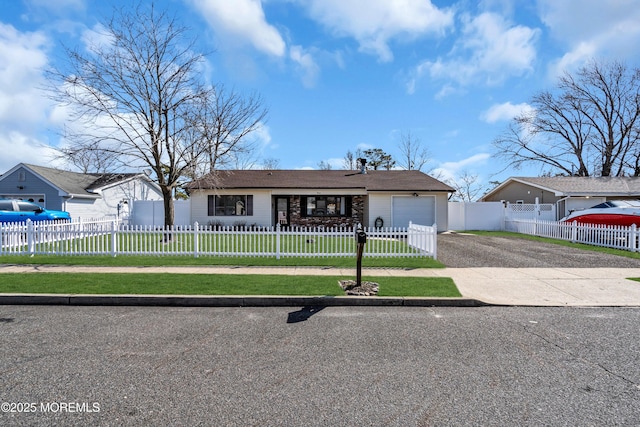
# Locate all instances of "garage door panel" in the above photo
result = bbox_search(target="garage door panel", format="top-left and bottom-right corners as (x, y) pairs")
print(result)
(392, 196), (434, 228)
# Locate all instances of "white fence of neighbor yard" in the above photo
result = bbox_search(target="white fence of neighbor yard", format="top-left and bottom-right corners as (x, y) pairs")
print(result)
(505, 219), (639, 252)
(448, 201), (556, 231)
(449, 201), (639, 253)
(130, 200), (191, 227)
(0, 219), (437, 259)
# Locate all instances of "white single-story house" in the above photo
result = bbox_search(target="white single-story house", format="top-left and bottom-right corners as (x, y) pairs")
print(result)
(186, 169), (454, 230)
(0, 163), (163, 220)
(481, 176), (640, 218)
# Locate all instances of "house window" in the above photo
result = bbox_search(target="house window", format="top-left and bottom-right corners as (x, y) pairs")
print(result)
(303, 196), (351, 217)
(208, 195), (253, 216)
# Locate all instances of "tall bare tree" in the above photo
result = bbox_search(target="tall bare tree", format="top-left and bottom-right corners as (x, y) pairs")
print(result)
(261, 158), (281, 170)
(187, 85), (267, 174)
(343, 149), (364, 170)
(47, 3), (265, 227)
(397, 131), (431, 171)
(448, 171), (483, 202)
(55, 138), (119, 173)
(317, 160), (332, 170)
(493, 59), (640, 176)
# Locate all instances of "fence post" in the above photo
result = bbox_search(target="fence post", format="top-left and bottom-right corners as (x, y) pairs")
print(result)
(407, 221), (421, 254)
(276, 223), (281, 260)
(571, 220), (577, 243)
(111, 219), (118, 257)
(26, 219), (35, 256)
(193, 222), (200, 258)
(632, 224), (637, 253)
(432, 222), (437, 260)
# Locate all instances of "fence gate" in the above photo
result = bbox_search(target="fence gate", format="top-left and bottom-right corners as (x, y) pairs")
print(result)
(506, 203), (556, 222)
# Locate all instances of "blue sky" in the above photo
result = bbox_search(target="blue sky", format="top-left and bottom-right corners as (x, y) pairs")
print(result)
(1, 0), (640, 195)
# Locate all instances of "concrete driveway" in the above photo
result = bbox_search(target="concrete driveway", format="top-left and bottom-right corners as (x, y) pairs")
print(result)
(435, 232), (640, 306)
(436, 231), (640, 268)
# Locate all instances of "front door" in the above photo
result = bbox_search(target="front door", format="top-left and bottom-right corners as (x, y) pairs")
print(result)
(275, 197), (289, 226)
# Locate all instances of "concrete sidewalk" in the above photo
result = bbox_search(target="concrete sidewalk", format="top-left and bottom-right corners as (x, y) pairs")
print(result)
(2, 264), (640, 307)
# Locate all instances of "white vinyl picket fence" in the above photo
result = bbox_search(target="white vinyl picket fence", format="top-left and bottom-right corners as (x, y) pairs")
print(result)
(0, 219), (437, 259)
(505, 219), (639, 252)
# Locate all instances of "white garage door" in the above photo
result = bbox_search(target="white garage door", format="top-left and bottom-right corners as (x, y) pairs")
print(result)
(392, 196), (435, 228)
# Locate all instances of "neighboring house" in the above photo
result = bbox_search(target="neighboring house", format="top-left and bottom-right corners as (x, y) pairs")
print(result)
(186, 169), (454, 230)
(0, 163), (163, 220)
(481, 176), (640, 218)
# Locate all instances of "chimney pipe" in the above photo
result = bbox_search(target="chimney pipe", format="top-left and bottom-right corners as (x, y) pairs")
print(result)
(359, 158), (367, 174)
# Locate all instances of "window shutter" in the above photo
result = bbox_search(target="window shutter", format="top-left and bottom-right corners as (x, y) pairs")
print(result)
(300, 196), (307, 217)
(208, 195), (214, 216)
(346, 196), (353, 217)
(246, 195), (253, 216)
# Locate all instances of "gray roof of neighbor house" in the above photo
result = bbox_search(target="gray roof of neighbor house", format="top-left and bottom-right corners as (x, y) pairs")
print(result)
(187, 169), (455, 192)
(10, 163), (150, 198)
(494, 176), (640, 197)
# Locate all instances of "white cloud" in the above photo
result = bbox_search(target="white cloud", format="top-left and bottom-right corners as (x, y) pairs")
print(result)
(481, 102), (533, 123)
(407, 12), (539, 93)
(301, 0), (454, 62)
(25, 0), (84, 11)
(440, 153), (491, 171)
(0, 132), (61, 173)
(0, 23), (51, 129)
(189, 0), (286, 57)
(538, 0), (640, 43)
(23, 0), (84, 19)
(539, 0), (640, 76)
(289, 45), (320, 88)
(251, 121), (275, 150)
(80, 23), (114, 51)
(317, 157), (345, 169)
(0, 23), (62, 173)
(432, 153), (490, 182)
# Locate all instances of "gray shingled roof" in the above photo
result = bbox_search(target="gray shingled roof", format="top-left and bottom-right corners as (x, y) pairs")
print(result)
(187, 169), (454, 192)
(23, 164), (143, 198)
(512, 176), (640, 196)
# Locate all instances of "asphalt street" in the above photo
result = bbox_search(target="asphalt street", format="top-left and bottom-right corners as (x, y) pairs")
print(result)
(1, 305), (639, 426)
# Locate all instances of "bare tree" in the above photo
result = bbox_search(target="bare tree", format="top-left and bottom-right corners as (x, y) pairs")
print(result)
(448, 171), (483, 202)
(47, 3), (265, 227)
(493, 59), (640, 176)
(317, 160), (332, 170)
(187, 85), (267, 174)
(261, 157), (280, 170)
(54, 138), (119, 173)
(343, 149), (364, 170)
(493, 104), (592, 176)
(397, 131), (431, 171)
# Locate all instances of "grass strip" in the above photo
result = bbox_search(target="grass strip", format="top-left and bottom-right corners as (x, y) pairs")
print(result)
(0, 255), (444, 268)
(0, 273), (460, 297)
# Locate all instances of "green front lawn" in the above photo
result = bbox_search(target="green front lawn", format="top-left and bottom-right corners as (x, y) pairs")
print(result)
(0, 273), (460, 297)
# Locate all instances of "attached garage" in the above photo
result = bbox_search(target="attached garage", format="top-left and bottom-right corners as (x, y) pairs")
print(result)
(392, 196), (435, 228)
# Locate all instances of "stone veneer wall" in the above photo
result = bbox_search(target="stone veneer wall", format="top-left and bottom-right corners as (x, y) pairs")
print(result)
(287, 195), (365, 227)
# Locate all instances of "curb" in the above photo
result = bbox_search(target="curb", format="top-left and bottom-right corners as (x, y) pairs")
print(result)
(0, 294), (488, 307)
